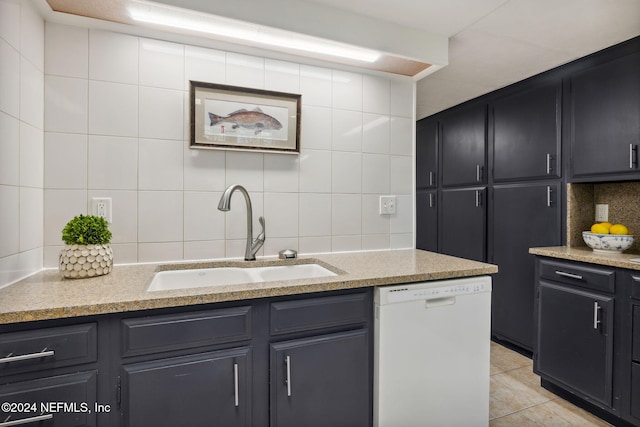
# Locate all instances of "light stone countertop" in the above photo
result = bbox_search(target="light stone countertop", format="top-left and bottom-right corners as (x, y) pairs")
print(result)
(529, 246), (640, 271)
(0, 249), (498, 325)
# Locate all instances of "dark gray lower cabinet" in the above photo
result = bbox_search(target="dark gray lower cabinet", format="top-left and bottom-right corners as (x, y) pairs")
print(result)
(122, 348), (251, 427)
(0, 371), (97, 427)
(270, 330), (369, 427)
(416, 190), (438, 252)
(536, 281), (614, 407)
(440, 187), (486, 262)
(491, 183), (561, 350)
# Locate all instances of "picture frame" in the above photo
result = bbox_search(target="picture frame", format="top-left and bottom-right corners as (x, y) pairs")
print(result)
(190, 81), (301, 154)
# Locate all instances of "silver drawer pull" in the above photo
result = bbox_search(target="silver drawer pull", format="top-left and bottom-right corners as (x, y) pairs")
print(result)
(429, 171), (434, 186)
(233, 363), (239, 407)
(631, 144), (638, 169)
(285, 355), (292, 397)
(0, 414), (53, 426)
(554, 271), (583, 280)
(546, 186), (552, 207)
(0, 349), (55, 364)
(593, 302), (601, 330)
(476, 165), (481, 181)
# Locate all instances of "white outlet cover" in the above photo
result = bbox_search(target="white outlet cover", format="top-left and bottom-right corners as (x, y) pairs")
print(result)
(379, 196), (397, 215)
(92, 197), (113, 223)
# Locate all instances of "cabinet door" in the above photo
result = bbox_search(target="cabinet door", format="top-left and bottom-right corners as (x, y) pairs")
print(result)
(0, 371), (97, 427)
(270, 330), (370, 427)
(441, 105), (486, 187)
(493, 83), (561, 181)
(570, 52), (640, 178)
(536, 282), (614, 407)
(491, 183), (561, 350)
(416, 190), (438, 252)
(440, 187), (486, 262)
(122, 347), (251, 427)
(416, 119), (438, 189)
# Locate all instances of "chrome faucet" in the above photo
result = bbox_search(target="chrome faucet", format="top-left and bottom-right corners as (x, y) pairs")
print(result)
(218, 184), (265, 261)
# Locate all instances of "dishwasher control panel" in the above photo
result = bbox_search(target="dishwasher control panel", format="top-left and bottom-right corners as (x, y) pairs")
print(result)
(375, 276), (492, 305)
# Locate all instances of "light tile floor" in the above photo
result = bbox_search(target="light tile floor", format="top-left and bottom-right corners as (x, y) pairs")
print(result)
(490, 342), (613, 426)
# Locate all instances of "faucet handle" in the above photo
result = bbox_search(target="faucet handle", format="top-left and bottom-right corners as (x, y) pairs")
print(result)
(257, 216), (265, 241)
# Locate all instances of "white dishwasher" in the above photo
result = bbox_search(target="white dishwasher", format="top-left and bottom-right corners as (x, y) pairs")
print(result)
(374, 276), (492, 427)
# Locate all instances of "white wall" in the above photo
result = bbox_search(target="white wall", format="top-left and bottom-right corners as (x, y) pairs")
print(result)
(0, 14), (415, 280)
(0, 0), (45, 285)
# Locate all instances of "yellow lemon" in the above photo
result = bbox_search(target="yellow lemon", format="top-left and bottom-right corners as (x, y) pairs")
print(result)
(610, 224), (629, 235)
(600, 222), (613, 230)
(591, 223), (610, 234)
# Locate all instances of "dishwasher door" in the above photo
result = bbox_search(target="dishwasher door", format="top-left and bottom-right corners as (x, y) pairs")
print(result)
(374, 276), (492, 427)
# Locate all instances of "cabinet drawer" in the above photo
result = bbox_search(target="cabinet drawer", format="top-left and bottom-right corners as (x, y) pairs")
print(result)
(0, 370), (97, 427)
(0, 323), (97, 376)
(632, 362), (640, 420)
(539, 259), (615, 293)
(270, 292), (369, 336)
(121, 306), (251, 357)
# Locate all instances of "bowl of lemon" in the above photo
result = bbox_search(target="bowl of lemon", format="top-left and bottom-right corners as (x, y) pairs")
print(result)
(583, 222), (634, 253)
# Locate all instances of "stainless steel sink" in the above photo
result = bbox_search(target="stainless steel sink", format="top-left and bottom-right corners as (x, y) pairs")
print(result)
(147, 263), (338, 292)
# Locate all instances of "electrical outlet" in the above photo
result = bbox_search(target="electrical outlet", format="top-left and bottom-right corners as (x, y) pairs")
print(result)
(379, 196), (397, 215)
(595, 204), (609, 222)
(92, 197), (112, 223)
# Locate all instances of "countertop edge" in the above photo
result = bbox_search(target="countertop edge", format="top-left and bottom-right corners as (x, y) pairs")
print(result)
(529, 246), (640, 271)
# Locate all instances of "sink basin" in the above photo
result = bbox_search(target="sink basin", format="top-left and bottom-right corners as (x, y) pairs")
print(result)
(148, 263), (338, 292)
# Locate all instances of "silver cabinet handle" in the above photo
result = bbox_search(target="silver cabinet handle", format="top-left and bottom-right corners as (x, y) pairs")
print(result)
(0, 349), (55, 364)
(546, 153), (552, 174)
(429, 193), (434, 208)
(475, 190), (482, 208)
(0, 414), (53, 426)
(429, 171), (434, 186)
(233, 363), (239, 407)
(554, 271), (583, 280)
(285, 355), (292, 397)
(593, 302), (601, 329)
(546, 186), (552, 207)
(476, 165), (481, 181)
(631, 144), (637, 169)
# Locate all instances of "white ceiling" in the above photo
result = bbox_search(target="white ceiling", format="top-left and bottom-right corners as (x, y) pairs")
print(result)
(43, 0), (640, 120)
(305, 0), (640, 119)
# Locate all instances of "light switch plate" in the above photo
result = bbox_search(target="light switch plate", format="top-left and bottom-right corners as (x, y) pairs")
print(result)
(379, 196), (396, 215)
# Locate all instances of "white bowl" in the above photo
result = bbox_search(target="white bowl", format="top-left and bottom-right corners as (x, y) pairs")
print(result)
(582, 231), (634, 253)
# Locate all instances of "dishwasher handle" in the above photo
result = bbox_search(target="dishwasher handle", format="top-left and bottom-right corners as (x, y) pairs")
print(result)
(425, 296), (455, 309)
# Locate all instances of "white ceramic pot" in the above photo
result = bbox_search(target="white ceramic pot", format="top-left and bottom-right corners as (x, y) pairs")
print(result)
(59, 244), (113, 279)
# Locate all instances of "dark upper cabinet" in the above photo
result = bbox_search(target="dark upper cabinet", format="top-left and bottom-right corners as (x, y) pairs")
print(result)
(493, 83), (561, 181)
(416, 190), (438, 252)
(440, 187), (486, 262)
(570, 52), (640, 178)
(536, 281), (614, 407)
(416, 119), (438, 189)
(491, 183), (561, 350)
(441, 105), (487, 187)
(270, 330), (370, 427)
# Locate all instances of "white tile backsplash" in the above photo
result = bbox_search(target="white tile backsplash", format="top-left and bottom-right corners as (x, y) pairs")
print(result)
(88, 135), (138, 190)
(1, 23), (416, 283)
(139, 86), (184, 140)
(0, 38), (20, 118)
(45, 23), (88, 78)
(89, 30), (138, 84)
(44, 75), (88, 134)
(45, 132), (87, 189)
(0, 112), (19, 186)
(139, 39), (184, 90)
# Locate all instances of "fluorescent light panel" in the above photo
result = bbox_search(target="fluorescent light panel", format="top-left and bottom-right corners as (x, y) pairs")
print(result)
(128, 1), (381, 63)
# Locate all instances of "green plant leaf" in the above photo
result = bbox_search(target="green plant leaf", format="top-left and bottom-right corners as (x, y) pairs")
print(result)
(61, 214), (112, 245)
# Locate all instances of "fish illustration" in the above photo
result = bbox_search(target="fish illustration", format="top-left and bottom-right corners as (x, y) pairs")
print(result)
(208, 107), (282, 135)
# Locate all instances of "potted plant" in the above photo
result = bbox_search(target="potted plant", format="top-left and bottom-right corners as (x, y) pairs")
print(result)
(59, 214), (113, 279)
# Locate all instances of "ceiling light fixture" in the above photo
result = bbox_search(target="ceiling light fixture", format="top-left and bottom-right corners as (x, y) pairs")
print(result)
(128, 2), (381, 63)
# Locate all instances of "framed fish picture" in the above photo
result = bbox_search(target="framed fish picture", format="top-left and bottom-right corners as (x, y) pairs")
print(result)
(190, 81), (301, 153)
